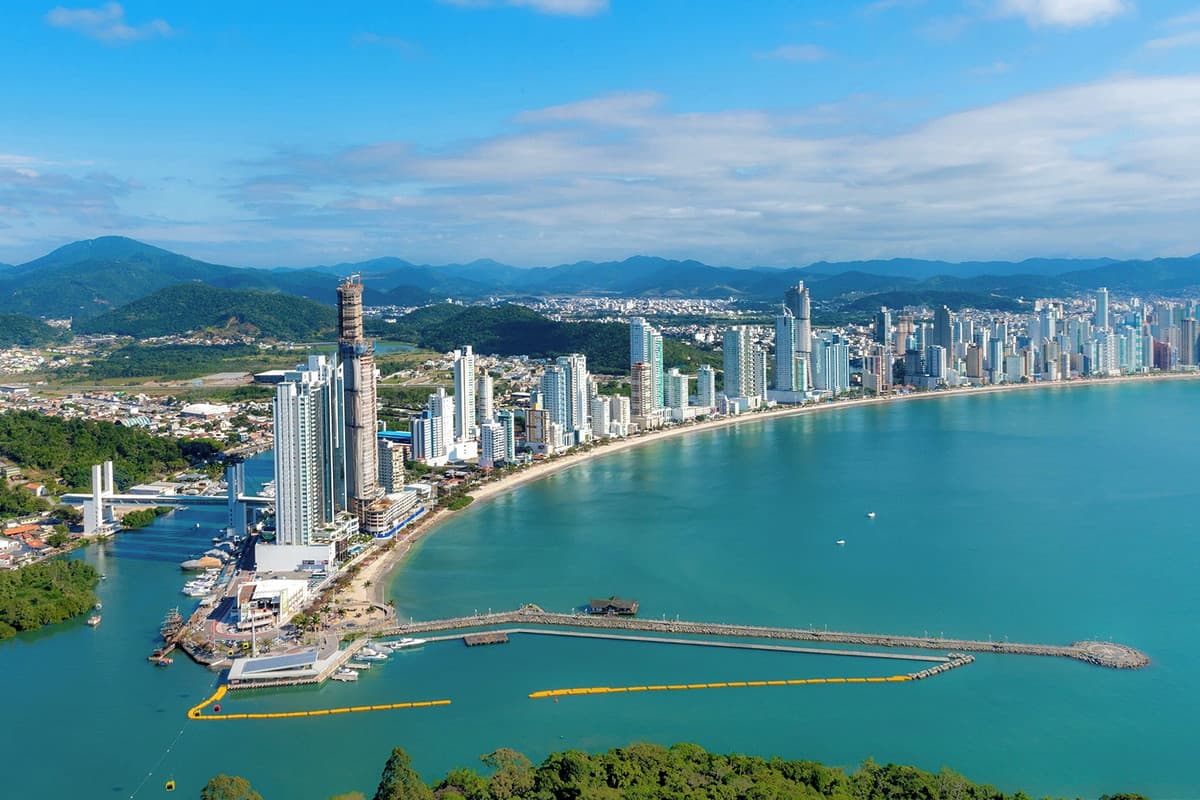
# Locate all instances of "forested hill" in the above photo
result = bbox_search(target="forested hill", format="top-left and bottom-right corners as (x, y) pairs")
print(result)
(0, 314), (70, 347)
(74, 283), (336, 340)
(368, 303), (717, 375)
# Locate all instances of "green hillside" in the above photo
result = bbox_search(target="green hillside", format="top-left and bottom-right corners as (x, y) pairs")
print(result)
(75, 283), (336, 339)
(375, 303), (719, 375)
(0, 314), (70, 347)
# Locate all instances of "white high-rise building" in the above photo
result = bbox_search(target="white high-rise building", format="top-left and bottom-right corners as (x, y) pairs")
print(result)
(723, 326), (756, 399)
(696, 365), (716, 408)
(475, 373), (494, 424)
(610, 394), (631, 433)
(273, 355), (346, 546)
(479, 421), (507, 469)
(812, 336), (851, 394)
(630, 317), (665, 409)
(590, 396), (612, 438)
(753, 348), (768, 400)
(558, 354), (591, 442)
(377, 438), (406, 494)
(412, 388), (454, 466)
(452, 346), (476, 442)
(665, 368), (689, 416)
(785, 282), (812, 384)
(497, 410), (516, 461)
(540, 365), (569, 430)
(1095, 287), (1110, 331)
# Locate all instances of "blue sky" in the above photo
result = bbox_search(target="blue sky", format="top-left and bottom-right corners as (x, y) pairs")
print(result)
(2, 0), (1200, 267)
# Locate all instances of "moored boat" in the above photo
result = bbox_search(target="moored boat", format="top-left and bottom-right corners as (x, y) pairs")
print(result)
(87, 614), (102, 627)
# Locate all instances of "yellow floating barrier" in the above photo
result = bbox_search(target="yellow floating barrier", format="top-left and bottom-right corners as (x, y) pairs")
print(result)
(526, 671), (940, 699)
(187, 687), (452, 721)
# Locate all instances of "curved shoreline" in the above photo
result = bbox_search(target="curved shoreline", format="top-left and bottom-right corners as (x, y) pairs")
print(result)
(348, 371), (1200, 608)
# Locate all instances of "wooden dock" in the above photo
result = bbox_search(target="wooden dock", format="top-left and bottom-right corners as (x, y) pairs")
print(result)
(464, 631), (509, 646)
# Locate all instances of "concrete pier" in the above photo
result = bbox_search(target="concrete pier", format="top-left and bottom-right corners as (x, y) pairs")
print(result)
(374, 605), (1150, 670)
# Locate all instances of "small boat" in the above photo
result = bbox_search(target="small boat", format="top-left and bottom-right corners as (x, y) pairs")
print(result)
(87, 614), (102, 626)
(156, 657), (173, 667)
(866, 512), (876, 519)
(100, 574), (107, 580)
(835, 539), (846, 546)
(346, 661), (371, 670)
(194, 522), (201, 529)
(331, 668), (359, 682)
(357, 650), (388, 661)
(389, 637), (428, 649)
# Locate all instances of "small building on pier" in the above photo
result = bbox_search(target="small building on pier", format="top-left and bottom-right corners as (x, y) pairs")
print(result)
(587, 597), (639, 616)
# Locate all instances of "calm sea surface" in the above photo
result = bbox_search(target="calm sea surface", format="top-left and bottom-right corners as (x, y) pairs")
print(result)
(4, 380), (1198, 799)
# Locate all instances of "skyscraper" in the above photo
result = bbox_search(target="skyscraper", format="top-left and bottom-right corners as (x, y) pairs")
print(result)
(497, 409), (516, 462)
(558, 353), (591, 442)
(540, 365), (568, 430)
(590, 396), (612, 438)
(475, 372), (494, 424)
(873, 307), (891, 346)
(934, 305), (953, 355)
(452, 346), (477, 442)
(723, 326), (756, 399)
(784, 282), (812, 380)
(696, 364), (716, 408)
(630, 317), (664, 409)
(273, 355), (347, 546)
(665, 368), (689, 415)
(774, 312), (799, 391)
(1095, 287), (1110, 331)
(812, 336), (850, 394)
(337, 276), (381, 517)
(630, 362), (655, 420)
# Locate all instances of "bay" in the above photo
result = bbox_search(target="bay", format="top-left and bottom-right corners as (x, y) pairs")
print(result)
(3, 380), (1196, 799)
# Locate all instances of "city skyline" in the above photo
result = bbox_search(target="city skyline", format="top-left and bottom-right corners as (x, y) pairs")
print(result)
(4, 2), (1200, 267)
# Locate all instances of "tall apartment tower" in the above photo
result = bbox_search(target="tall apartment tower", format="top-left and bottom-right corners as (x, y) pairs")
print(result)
(784, 282), (812, 377)
(630, 362), (655, 420)
(723, 326), (756, 399)
(337, 276), (382, 518)
(476, 373), (494, 424)
(452, 346), (477, 441)
(934, 305), (954, 355)
(273, 355), (346, 546)
(696, 364), (716, 407)
(630, 317), (665, 409)
(1095, 287), (1110, 331)
(873, 307), (892, 346)
(774, 312), (800, 391)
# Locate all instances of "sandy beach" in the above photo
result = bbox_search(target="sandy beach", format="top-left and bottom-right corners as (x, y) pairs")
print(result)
(344, 371), (1200, 608)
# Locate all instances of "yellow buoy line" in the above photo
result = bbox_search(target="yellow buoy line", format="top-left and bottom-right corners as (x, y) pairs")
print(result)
(528, 654), (976, 699)
(187, 685), (451, 721)
(529, 675), (910, 698)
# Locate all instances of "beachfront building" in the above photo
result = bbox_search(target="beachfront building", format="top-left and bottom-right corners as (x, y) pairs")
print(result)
(696, 365), (716, 409)
(497, 409), (517, 461)
(665, 368), (689, 420)
(722, 326), (762, 406)
(609, 394), (631, 436)
(411, 388), (454, 466)
(630, 317), (665, 409)
(476, 372), (494, 424)
(630, 361), (660, 429)
(479, 420), (507, 469)
(377, 438), (406, 494)
(811, 335), (851, 395)
(453, 346), (477, 442)
(590, 396), (612, 438)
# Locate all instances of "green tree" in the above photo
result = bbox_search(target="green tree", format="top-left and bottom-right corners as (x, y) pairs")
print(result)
(200, 774), (263, 800)
(329, 794), (367, 800)
(374, 747), (434, 800)
(482, 749), (534, 800)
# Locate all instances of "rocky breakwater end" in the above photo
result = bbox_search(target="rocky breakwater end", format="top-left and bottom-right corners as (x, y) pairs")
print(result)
(383, 606), (1150, 670)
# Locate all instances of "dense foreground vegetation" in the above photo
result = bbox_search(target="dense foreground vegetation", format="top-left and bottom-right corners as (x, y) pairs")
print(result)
(368, 304), (719, 375)
(202, 744), (1148, 800)
(0, 559), (99, 640)
(0, 410), (222, 489)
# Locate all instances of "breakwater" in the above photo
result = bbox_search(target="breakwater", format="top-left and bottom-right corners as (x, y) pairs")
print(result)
(374, 605), (1149, 669)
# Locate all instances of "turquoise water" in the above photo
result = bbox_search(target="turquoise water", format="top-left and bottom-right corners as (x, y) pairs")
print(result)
(3, 381), (1198, 798)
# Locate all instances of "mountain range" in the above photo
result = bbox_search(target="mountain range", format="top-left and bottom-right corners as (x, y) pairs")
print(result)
(2, 236), (1199, 324)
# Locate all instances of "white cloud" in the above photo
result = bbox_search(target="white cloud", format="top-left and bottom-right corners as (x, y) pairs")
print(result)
(45, 3), (171, 43)
(221, 74), (1200, 266)
(440, 0), (608, 16)
(995, 0), (1131, 28)
(1146, 29), (1200, 49)
(755, 44), (829, 62)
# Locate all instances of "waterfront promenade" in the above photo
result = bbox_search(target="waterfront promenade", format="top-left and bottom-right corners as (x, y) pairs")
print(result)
(372, 605), (1150, 669)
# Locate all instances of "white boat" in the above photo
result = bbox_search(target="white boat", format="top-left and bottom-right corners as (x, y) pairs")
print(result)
(331, 669), (358, 682)
(835, 539), (846, 546)
(866, 512), (876, 519)
(87, 614), (102, 627)
(357, 650), (388, 661)
(389, 638), (428, 649)
(346, 661), (371, 670)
